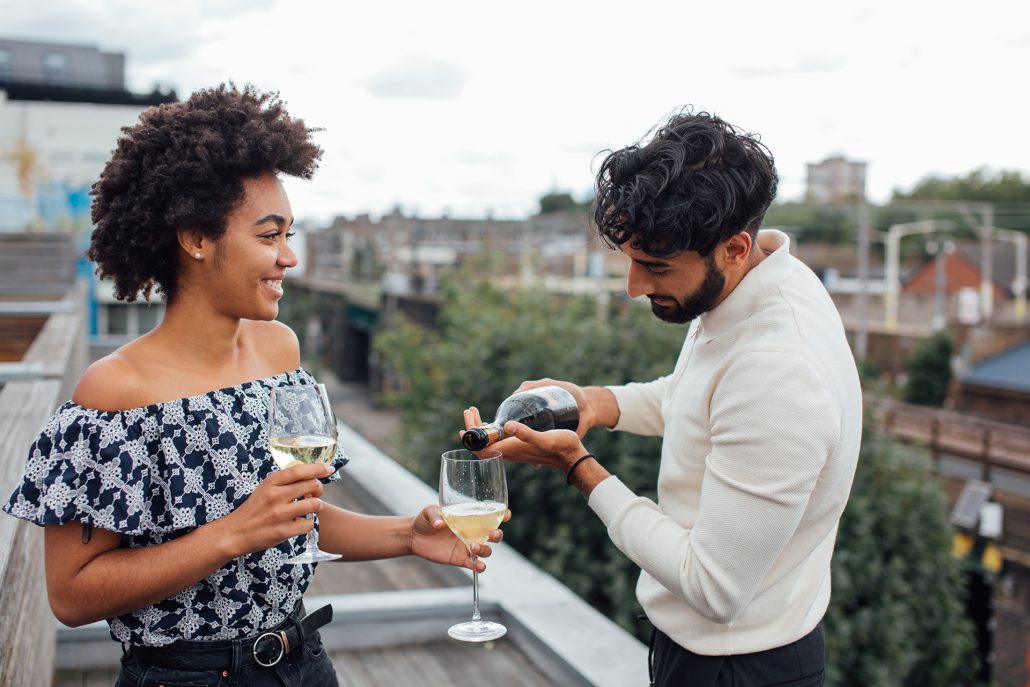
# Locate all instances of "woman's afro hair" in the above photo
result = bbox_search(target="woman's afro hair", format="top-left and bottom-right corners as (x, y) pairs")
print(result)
(88, 83), (322, 302)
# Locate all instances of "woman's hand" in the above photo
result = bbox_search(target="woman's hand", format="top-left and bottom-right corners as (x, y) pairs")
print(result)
(409, 505), (511, 572)
(217, 463), (333, 558)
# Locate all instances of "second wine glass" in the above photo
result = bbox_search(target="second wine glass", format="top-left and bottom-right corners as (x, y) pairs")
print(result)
(268, 383), (342, 564)
(439, 448), (508, 642)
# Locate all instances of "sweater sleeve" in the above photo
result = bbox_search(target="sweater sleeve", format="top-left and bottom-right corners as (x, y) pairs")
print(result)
(589, 350), (841, 624)
(607, 375), (670, 437)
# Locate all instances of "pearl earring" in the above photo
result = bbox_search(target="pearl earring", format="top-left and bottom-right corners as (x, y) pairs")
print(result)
(194, 252), (202, 259)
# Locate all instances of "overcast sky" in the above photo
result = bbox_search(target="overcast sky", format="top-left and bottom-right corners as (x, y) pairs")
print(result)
(3, 0), (1028, 224)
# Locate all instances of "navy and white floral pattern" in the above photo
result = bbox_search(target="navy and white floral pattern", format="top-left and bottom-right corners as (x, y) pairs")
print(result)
(3, 368), (347, 647)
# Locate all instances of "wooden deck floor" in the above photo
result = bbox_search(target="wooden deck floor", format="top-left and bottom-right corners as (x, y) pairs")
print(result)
(332, 640), (554, 687)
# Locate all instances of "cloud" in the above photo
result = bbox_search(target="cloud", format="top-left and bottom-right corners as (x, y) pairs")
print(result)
(359, 55), (468, 100)
(730, 54), (846, 79)
(453, 151), (513, 166)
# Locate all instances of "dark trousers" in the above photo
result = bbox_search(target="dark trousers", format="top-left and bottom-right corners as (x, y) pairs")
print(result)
(650, 622), (825, 687)
(115, 605), (338, 687)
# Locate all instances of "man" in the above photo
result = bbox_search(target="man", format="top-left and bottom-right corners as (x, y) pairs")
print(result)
(466, 110), (861, 686)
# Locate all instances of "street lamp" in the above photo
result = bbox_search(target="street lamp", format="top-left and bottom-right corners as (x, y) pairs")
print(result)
(884, 219), (951, 332)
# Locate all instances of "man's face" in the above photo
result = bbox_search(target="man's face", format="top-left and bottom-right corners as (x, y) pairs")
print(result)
(620, 242), (727, 324)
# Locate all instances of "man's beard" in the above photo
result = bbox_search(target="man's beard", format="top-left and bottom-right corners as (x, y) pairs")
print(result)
(649, 254), (725, 324)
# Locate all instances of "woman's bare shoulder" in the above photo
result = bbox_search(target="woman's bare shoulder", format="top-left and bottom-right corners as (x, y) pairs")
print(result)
(71, 352), (151, 411)
(242, 319), (301, 371)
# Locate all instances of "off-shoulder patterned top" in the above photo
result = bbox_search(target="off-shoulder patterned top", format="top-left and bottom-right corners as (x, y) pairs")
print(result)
(3, 368), (347, 647)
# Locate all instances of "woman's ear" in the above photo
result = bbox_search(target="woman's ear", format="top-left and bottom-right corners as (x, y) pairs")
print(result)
(177, 230), (206, 262)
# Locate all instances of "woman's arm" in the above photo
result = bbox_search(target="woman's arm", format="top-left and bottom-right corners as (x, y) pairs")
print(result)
(315, 503), (507, 571)
(44, 463), (332, 627)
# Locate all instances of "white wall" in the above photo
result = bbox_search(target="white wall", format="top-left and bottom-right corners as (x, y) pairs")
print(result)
(0, 92), (145, 232)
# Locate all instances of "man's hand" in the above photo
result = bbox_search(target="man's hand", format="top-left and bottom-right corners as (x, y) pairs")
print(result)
(513, 378), (597, 437)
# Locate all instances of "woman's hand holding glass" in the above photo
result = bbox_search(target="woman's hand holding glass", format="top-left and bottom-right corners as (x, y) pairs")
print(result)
(408, 503), (510, 572)
(267, 384), (342, 564)
(217, 462), (333, 558)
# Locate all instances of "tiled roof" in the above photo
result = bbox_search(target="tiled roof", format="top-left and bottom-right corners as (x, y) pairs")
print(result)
(963, 339), (1030, 394)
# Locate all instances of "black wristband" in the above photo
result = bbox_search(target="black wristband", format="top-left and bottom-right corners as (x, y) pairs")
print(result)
(565, 454), (595, 485)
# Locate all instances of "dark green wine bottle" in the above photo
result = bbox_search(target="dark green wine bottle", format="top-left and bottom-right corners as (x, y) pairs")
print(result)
(462, 386), (579, 451)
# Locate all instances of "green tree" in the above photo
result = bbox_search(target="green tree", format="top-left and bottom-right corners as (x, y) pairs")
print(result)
(903, 332), (953, 407)
(894, 168), (1030, 204)
(893, 168), (1030, 232)
(825, 423), (976, 686)
(538, 191), (592, 215)
(764, 203), (856, 243)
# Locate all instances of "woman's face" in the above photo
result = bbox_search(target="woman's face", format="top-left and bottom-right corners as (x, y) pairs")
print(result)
(201, 172), (299, 321)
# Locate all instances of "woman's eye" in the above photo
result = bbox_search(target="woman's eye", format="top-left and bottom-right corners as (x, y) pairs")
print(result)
(285, 231), (296, 240)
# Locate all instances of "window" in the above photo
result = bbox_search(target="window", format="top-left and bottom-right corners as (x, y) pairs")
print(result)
(137, 304), (163, 333)
(106, 303), (129, 335)
(98, 302), (165, 338)
(43, 52), (68, 83)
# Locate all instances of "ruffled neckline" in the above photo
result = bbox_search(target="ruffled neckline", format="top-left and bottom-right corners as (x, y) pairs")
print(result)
(63, 367), (310, 416)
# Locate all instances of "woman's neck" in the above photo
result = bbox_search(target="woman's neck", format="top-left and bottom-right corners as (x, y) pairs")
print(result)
(152, 295), (246, 370)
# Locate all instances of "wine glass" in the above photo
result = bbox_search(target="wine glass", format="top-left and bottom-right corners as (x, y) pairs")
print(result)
(268, 383), (342, 564)
(439, 448), (508, 642)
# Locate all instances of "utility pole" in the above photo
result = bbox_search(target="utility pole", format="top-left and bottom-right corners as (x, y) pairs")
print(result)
(855, 196), (871, 361)
(979, 204), (994, 321)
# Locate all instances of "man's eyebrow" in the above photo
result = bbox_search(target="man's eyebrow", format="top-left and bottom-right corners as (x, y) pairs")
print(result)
(632, 257), (672, 269)
(253, 214), (295, 228)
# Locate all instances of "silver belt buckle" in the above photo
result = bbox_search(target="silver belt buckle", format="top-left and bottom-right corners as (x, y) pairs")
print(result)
(253, 631), (286, 667)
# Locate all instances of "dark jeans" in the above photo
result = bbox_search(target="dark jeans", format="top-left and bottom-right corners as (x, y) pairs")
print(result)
(115, 619), (338, 687)
(650, 622), (825, 687)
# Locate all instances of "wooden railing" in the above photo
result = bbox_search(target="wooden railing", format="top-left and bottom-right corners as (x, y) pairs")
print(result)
(880, 400), (1030, 477)
(0, 285), (87, 686)
(880, 399), (1030, 563)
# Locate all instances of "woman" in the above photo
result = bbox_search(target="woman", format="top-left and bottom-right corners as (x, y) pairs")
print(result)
(3, 84), (504, 686)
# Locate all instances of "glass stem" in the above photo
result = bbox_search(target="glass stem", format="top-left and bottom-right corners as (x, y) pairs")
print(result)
(307, 513), (319, 552)
(471, 552), (481, 622)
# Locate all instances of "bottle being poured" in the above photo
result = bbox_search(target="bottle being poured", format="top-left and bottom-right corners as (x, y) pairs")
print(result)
(462, 385), (579, 451)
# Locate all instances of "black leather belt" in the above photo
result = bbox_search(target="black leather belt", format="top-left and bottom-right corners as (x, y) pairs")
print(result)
(252, 603), (333, 667)
(128, 603), (334, 670)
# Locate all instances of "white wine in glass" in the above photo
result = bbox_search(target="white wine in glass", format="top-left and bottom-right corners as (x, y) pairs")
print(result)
(268, 384), (342, 564)
(439, 448), (507, 642)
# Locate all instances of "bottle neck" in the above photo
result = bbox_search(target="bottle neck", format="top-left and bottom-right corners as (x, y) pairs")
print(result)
(462, 424), (503, 451)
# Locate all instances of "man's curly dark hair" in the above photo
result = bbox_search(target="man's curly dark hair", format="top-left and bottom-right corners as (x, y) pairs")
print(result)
(88, 83), (323, 302)
(593, 109), (777, 258)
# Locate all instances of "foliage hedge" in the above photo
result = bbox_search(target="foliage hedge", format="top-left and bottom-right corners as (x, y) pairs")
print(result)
(903, 331), (953, 407)
(372, 269), (976, 685)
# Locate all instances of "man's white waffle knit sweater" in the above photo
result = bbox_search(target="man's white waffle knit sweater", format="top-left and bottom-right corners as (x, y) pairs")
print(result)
(589, 230), (862, 656)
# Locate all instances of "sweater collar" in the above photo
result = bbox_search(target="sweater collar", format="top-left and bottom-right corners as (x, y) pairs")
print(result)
(697, 230), (794, 342)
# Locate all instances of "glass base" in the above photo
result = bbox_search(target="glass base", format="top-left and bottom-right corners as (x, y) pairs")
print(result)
(447, 619), (507, 642)
(284, 548), (342, 564)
